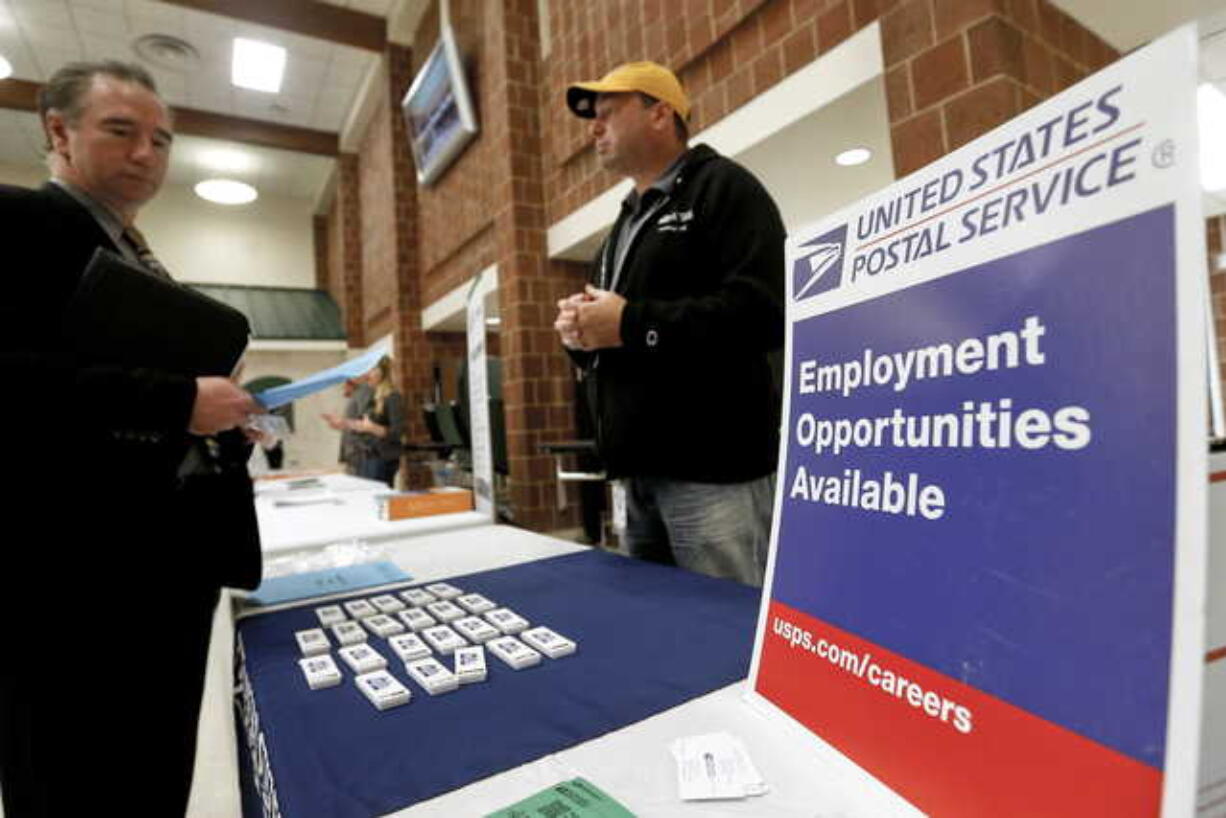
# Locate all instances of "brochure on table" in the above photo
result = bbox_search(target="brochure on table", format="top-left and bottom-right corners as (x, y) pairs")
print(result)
(747, 26), (1207, 818)
(467, 266), (496, 520)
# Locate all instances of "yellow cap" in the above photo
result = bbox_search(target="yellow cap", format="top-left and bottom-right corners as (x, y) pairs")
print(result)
(566, 61), (690, 120)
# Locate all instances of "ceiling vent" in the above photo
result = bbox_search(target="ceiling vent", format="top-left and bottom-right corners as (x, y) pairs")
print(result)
(132, 34), (201, 72)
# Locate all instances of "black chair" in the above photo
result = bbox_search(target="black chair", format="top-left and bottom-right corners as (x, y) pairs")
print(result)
(404, 404), (453, 456)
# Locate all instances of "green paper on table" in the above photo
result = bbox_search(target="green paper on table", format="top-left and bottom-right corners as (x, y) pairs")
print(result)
(484, 777), (636, 817)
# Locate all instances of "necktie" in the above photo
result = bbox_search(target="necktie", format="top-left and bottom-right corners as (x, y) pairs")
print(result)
(121, 225), (172, 280)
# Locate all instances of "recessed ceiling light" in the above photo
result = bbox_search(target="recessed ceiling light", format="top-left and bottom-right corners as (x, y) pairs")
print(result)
(198, 148), (255, 174)
(835, 147), (872, 167)
(232, 38), (285, 93)
(0, 54), (12, 80)
(195, 178), (258, 205)
(1199, 83), (1226, 193)
(485, 316), (502, 326)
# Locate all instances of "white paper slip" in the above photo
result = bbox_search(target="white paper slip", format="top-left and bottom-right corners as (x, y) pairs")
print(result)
(343, 599), (378, 619)
(425, 600), (465, 622)
(420, 625), (468, 655)
(452, 616), (500, 644)
(299, 654), (342, 690)
(453, 645), (487, 684)
(521, 626), (577, 659)
(388, 632), (432, 662)
(424, 582), (463, 600)
(487, 635), (542, 670)
(399, 588), (437, 607)
(295, 628), (331, 657)
(355, 669), (411, 710)
(455, 593), (496, 614)
(397, 608), (437, 632)
(369, 594), (406, 614)
(485, 608), (530, 635)
(314, 605), (347, 627)
(404, 657), (459, 695)
(339, 643), (387, 674)
(671, 732), (768, 801)
(331, 620), (368, 646)
(362, 614), (406, 638)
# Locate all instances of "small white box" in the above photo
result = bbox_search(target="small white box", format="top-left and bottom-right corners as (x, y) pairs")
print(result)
(426, 600), (465, 622)
(343, 599), (379, 619)
(369, 594), (406, 614)
(331, 620), (368, 646)
(485, 608), (530, 635)
(453, 646), (487, 684)
(299, 654), (342, 690)
(355, 670), (411, 710)
(396, 608), (437, 632)
(404, 657), (459, 695)
(295, 628), (331, 657)
(521, 626), (577, 659)
(421, 625), (468, 655)
(452, 616), (500, 644)
(399, 588), (436, 607)
(339, 643), (387, 674)
(487, 636), (542, 670)
(455, 593), (496, 614)
(388, 632), (432, 662)
(424, 582), (463, 600)
(362, 614), (406, 638)
(314, 605), (347, 627)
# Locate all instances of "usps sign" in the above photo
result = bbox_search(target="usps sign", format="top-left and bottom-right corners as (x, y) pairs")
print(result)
(749, 27), (1207, 818)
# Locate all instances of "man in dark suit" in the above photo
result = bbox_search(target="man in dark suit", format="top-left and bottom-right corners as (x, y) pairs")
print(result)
(0, 61), (262, 816)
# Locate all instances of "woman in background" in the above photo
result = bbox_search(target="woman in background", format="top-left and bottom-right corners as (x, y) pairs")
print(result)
(339, 356), (404, 487)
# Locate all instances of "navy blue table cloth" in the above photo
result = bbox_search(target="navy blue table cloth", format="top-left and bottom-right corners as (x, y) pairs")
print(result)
(236, 548), (761, 818)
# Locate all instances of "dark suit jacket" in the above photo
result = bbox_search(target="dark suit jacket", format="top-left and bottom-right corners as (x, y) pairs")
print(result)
(0, 182), (261, 594)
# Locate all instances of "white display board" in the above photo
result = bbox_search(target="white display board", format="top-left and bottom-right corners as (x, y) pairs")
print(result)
(466, 268), (496, 520)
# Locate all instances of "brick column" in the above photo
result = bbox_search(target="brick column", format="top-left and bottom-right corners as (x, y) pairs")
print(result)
(337, 152), (365, 346)
(883, 0), (1119, 177)
(1209, 216), (1226, 400)
(488, 0), (579, 530)
(385, 43), (432, 485)
(312, 214), (328, 290)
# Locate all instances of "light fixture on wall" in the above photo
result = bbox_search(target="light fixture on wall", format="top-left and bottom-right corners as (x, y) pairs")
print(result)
(195, 178), (258, 205)
(834, 147), (872, 167)
(0, 54), (12, 80)
(232, 38), (286, 93)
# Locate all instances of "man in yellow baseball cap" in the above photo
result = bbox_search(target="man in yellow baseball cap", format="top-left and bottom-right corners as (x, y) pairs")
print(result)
(554, 60), (786, 587)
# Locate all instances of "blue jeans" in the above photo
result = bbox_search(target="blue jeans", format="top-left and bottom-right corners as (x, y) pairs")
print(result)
(357, 456), (399, 488)
(623, 474), (775, 586)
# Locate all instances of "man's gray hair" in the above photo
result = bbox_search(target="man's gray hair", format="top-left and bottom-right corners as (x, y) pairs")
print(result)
(37, 60), (159, 148)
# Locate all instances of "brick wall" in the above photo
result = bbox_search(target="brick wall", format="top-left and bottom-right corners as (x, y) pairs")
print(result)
(884, 0), (1119, 176)
(317, 0), (1136, 527)
(1209, 215), (1226, 407)
(330, 153), (364, 346)
(412, 1), (502, 306)
(488, 0), (581, 530)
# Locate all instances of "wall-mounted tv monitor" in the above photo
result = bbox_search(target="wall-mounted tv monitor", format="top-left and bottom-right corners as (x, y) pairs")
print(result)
(401, 24), (479, 186)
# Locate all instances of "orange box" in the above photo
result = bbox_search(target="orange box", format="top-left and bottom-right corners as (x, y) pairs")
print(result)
(379, 488), (474, 520)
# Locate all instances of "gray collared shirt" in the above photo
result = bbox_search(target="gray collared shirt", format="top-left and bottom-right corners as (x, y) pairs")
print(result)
(50, 178), (144, 267)
(607, 148), (688, 292)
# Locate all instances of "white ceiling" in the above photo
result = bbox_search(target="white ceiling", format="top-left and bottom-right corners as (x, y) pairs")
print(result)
(0, 106), (335, 198)
(0, 0), (380, 132)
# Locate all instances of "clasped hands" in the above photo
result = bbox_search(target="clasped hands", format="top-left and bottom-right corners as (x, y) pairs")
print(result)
(554, 284), (626, 351)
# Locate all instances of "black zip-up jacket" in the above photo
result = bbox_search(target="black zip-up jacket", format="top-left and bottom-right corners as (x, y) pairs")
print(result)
(570, 144), (785, 482)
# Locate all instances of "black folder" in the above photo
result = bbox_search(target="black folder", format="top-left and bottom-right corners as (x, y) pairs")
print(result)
(63, 248), (250, 377)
